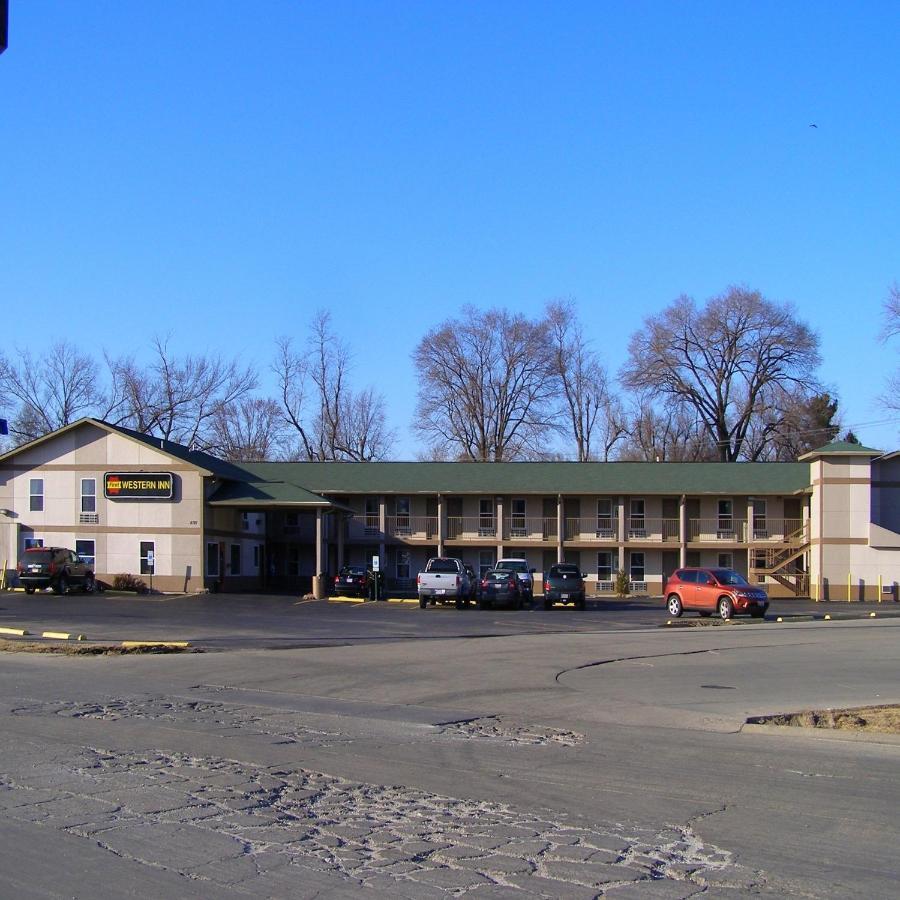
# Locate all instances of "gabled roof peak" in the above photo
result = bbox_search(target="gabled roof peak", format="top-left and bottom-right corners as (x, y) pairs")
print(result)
(798, 440), (883, 461)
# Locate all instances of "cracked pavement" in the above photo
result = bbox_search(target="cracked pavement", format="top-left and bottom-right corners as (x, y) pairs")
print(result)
(1, 619), (899, 897)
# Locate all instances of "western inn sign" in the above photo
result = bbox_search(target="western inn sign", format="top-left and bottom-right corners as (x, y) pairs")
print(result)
(0, 419), (898, 600)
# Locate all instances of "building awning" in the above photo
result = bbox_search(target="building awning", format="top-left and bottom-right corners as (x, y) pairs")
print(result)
(207, 480), (349, 511)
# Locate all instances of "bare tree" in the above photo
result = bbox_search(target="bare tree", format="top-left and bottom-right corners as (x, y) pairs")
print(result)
(617, 396), (717, 461)
(545, 300), (625, 461)
(114, 336), (258, 449)
(742, 389), (840, 461)
(209, 397), (293, 461)
(0, 342), (115, 444)
(413, 306), (557, 461)
(274, 312), (395, 461)
(620, 287), (822, 462)
(880, 282), (900, 419)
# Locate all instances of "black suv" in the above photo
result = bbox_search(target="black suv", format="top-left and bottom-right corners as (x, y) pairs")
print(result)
(16, 547), (96, 595)
(542, 563), (586, 609)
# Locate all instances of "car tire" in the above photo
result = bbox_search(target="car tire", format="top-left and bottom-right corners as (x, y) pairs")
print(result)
(24, 586), (35, 595)
(53, 576), (68, 596)
(666, 594), (683, 617)
(750, 608), (765, 619)
(418, 596), (427, 609)
(718, 597), (734, 620)
(576, 595), (586, 610)
(455, 597), (464, 610)
(83, 575), (96, 594)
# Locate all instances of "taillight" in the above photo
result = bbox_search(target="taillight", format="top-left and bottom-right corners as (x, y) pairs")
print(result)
(456, 575), (460, 587)
(334, 576), (340, 584)
(544, 581), (550, 591)
(417, 574), (422, 585)
(508, 579), (516, 590)
(16, 561), (24, 573)
(48, 562), (57, 574)
(481, 579), (488, 588)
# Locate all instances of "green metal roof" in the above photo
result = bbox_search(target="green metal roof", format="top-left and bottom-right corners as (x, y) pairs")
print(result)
(234, 460), (812, 496)
(799, 440), (883, 460)
(207, 480), (336, 507)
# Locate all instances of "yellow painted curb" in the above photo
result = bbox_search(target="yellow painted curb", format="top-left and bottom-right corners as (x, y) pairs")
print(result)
(42, 631), (86, 641)
(776, 617), (783, 622)
(328, 596), (366, 604)
(387, 598), (420, 604)
(870, 612), (877, 617)
(120, 641), (191, 649)
(0, 626), (29, 636)
(824, 614), (831, 620)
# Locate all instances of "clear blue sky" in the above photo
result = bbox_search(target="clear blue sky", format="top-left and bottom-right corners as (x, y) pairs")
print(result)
(3, 2), (899, 456)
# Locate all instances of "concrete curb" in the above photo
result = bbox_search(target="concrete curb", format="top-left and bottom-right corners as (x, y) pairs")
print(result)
(0, 626), (30, 636)
(41, 631), (86, 641)
(120, 641), (191, 649)
(742, 722), (900, 745)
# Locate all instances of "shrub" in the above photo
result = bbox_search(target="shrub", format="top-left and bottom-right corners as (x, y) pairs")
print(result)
(614, 569), (630, 598)
(113, 573), (149, 594)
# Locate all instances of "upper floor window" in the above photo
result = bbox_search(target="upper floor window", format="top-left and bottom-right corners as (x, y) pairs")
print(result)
(29, 478), (44, 512)
(81, 478), (96, 513)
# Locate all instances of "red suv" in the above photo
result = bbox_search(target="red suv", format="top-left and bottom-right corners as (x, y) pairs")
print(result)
(664, 567), (768, 620)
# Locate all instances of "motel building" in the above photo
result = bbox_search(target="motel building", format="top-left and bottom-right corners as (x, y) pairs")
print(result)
(1, 418), (899, 601)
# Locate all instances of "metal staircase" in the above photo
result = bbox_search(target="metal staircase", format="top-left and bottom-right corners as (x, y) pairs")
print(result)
(750, 523), (810, 596)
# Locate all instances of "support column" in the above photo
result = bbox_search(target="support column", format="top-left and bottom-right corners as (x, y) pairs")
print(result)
(378, 495), (386, 574)
(617, 495), (626, 577)
(312, 506), (325, 598)
(437, 494), (444, 557)
(557, 494), (564, 563)
(336, 513), (345, 570)
(746, 496), (754, 576)
(496, 496), (504, 559)
(679, 495), (687, 568)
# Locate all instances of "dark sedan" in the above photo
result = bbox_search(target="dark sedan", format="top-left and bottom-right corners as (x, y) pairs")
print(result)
(478, 568), (523, 610)
(333, 565), (369, 598)
(543, 564), (586, 609)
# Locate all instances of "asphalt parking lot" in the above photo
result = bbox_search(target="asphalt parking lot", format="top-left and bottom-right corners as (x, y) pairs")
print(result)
(1, 589), (897, 649)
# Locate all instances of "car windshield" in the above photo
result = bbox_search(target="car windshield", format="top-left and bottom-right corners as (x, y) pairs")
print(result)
(711, 569), (749, 586)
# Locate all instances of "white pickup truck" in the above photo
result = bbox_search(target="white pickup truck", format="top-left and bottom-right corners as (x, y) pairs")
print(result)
(416, 557), (473, 609)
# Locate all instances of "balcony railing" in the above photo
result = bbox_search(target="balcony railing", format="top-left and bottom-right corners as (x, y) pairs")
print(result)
(564, 517), (619, 541)
(625, 517), (680, 542)
(688, 518), (748, 541)
(504, 517), (557, 541)
(446, 516), (498, 540)
(385, 515), (438, 539)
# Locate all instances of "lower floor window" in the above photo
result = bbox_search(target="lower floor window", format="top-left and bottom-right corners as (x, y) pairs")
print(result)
(396, 549), (410, 579)
(24, 538), (44, 549)
(288, 545), (300, 576)
(630, 552), (645, 582)
(140, 541), (155, 575)
(76, 539), (95, 567)
(479, 551), (494, 578)
(206, 542), (219, 577)
(230, 544), (241, 576)
(718, 553), (733, 569)
(597, 552), (613, 581)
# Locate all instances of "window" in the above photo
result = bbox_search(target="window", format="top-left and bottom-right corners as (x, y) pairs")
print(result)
(24, 538), (44, 549)
(206, 542), (219, 577)
(629, 499), (645, 536)
(629, 552), (645, 582)
(76, 539), (95, 567)
(287, 545), (300, 576)
(241, 512), (249, 530)
(140, 541), (155, 575)
(718, 499), (733, 532)
(752, 498), (767, 537)
(597, 551), (613, 581)
(479, 498), (495, 535)
(284, 512), (299, 533)
(395, 497), (410, 533)
(253, 545), (260, 569)
(81, 479), (96, 513)
(511, 498), (526, 536)
(597, 498), (614, 534)
(230, 544), (241, 576)
(479, 551), (494, 578)
(365, 498), (379, 534)
(396, 549), (410, 579)
(29, 478), (44, 512)
(718, 553), (733, 569)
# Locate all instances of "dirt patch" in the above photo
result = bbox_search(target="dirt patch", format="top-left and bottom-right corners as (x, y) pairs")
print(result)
(0, 640), (194, 656)
(749, 705), (900, 734)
